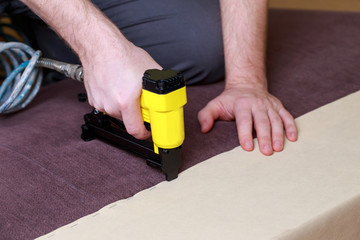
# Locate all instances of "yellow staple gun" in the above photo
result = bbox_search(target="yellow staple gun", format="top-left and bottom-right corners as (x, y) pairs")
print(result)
(81, 69), (187, 181)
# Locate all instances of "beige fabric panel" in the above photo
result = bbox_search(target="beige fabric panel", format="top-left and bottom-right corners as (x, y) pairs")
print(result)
(38, 91), (360, 240)
(278, 195), (360, 240)
(269, 0), (360, 12)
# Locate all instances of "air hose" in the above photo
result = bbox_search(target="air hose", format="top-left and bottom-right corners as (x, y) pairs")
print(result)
(0, 41), (83, 114)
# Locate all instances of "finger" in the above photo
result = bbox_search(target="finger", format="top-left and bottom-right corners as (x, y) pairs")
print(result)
(235, 106), (254, 151)
(268, 109), (284, 152)
(253, 108), (273, 156)
(121, 99), (151, 140)
(279, 108), (298, 142)
(112, 111), (123, 121)
(197, 101), (221, 133)
(103, 103), (122, 120)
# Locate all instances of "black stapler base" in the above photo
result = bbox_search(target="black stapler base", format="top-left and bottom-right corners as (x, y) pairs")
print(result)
(81, 109), (182, 181)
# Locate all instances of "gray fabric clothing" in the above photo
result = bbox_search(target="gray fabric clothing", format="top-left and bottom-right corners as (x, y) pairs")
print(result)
(1, 0), (225, 85)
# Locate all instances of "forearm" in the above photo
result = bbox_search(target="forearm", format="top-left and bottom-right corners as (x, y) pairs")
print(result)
(21, 0), (161, 140)
(220, 0), (268, 89)
(20, 0), (131, 64)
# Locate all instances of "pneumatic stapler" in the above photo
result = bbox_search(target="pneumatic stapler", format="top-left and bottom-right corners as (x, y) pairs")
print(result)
(81, 69), (187, 181)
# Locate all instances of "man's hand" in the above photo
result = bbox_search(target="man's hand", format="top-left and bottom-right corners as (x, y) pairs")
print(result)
(198, 83), (297, 155)
(215, 0), (298, 155)
(82, 43), (161, 140)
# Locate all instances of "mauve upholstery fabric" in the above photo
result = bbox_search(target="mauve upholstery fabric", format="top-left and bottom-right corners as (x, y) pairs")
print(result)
(0, 10), (360, 239)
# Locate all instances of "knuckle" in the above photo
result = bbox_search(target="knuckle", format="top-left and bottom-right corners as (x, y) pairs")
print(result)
(258, 136), (271, 144)
(118, 98), (134, 113)
(286, 124), (297, 133)
(208, 99), (221, 110)
(103, 106), (116, 117)
(126, 126), (145, 139)
(271, 117), (283, 126)
(126, 126), (139, 136)
(279, 108), (293, 120)
(236, 98), (250, 108)
(117, 99), (127, 111)
(284, 117), (296, 127)
(257, 118), (269, 127)
(272, 131), (284, 139)
(270, 97), (282, 106)
(272, 135), (284, 143)
(256, 98), (266, 108)
(238, 118), (252, 126)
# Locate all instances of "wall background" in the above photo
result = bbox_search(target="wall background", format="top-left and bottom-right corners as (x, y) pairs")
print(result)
(269, 0), (360, 12)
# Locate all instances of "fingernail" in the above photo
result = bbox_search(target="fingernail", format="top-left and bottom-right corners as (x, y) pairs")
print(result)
(245, 141), (253, 149)
(290, 132), (297, 140)
(264, 145), (272, 152)
(274, 140), (282, 148)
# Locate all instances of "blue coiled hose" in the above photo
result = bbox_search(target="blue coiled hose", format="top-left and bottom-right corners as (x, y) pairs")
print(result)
(0, 41), (43, 114)
(0, 18), (84, 114)
(0, 42), (83, 115)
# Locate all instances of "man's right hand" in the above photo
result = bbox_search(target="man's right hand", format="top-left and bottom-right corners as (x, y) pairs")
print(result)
(82, 43), (161, 140)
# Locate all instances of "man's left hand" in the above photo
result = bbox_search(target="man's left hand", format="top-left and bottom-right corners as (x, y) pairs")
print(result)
(198, 83), (298, 155)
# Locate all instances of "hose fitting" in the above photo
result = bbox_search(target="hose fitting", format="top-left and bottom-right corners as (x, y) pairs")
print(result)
(36, 58), (84, 82)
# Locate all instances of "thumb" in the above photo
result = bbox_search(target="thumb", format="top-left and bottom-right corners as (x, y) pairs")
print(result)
(197, 101), (220, 133)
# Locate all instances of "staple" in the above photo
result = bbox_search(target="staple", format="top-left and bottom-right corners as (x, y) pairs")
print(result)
(70, 223), (78, 228)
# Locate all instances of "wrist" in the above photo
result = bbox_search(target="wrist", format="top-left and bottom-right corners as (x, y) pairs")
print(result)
(72, 8), (131, 65)
(79, 30), (132, 67)
(225, 68), (267, 91)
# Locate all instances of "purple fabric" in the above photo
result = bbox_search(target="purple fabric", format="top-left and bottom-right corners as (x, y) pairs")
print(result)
(0, 10), (360, 239)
